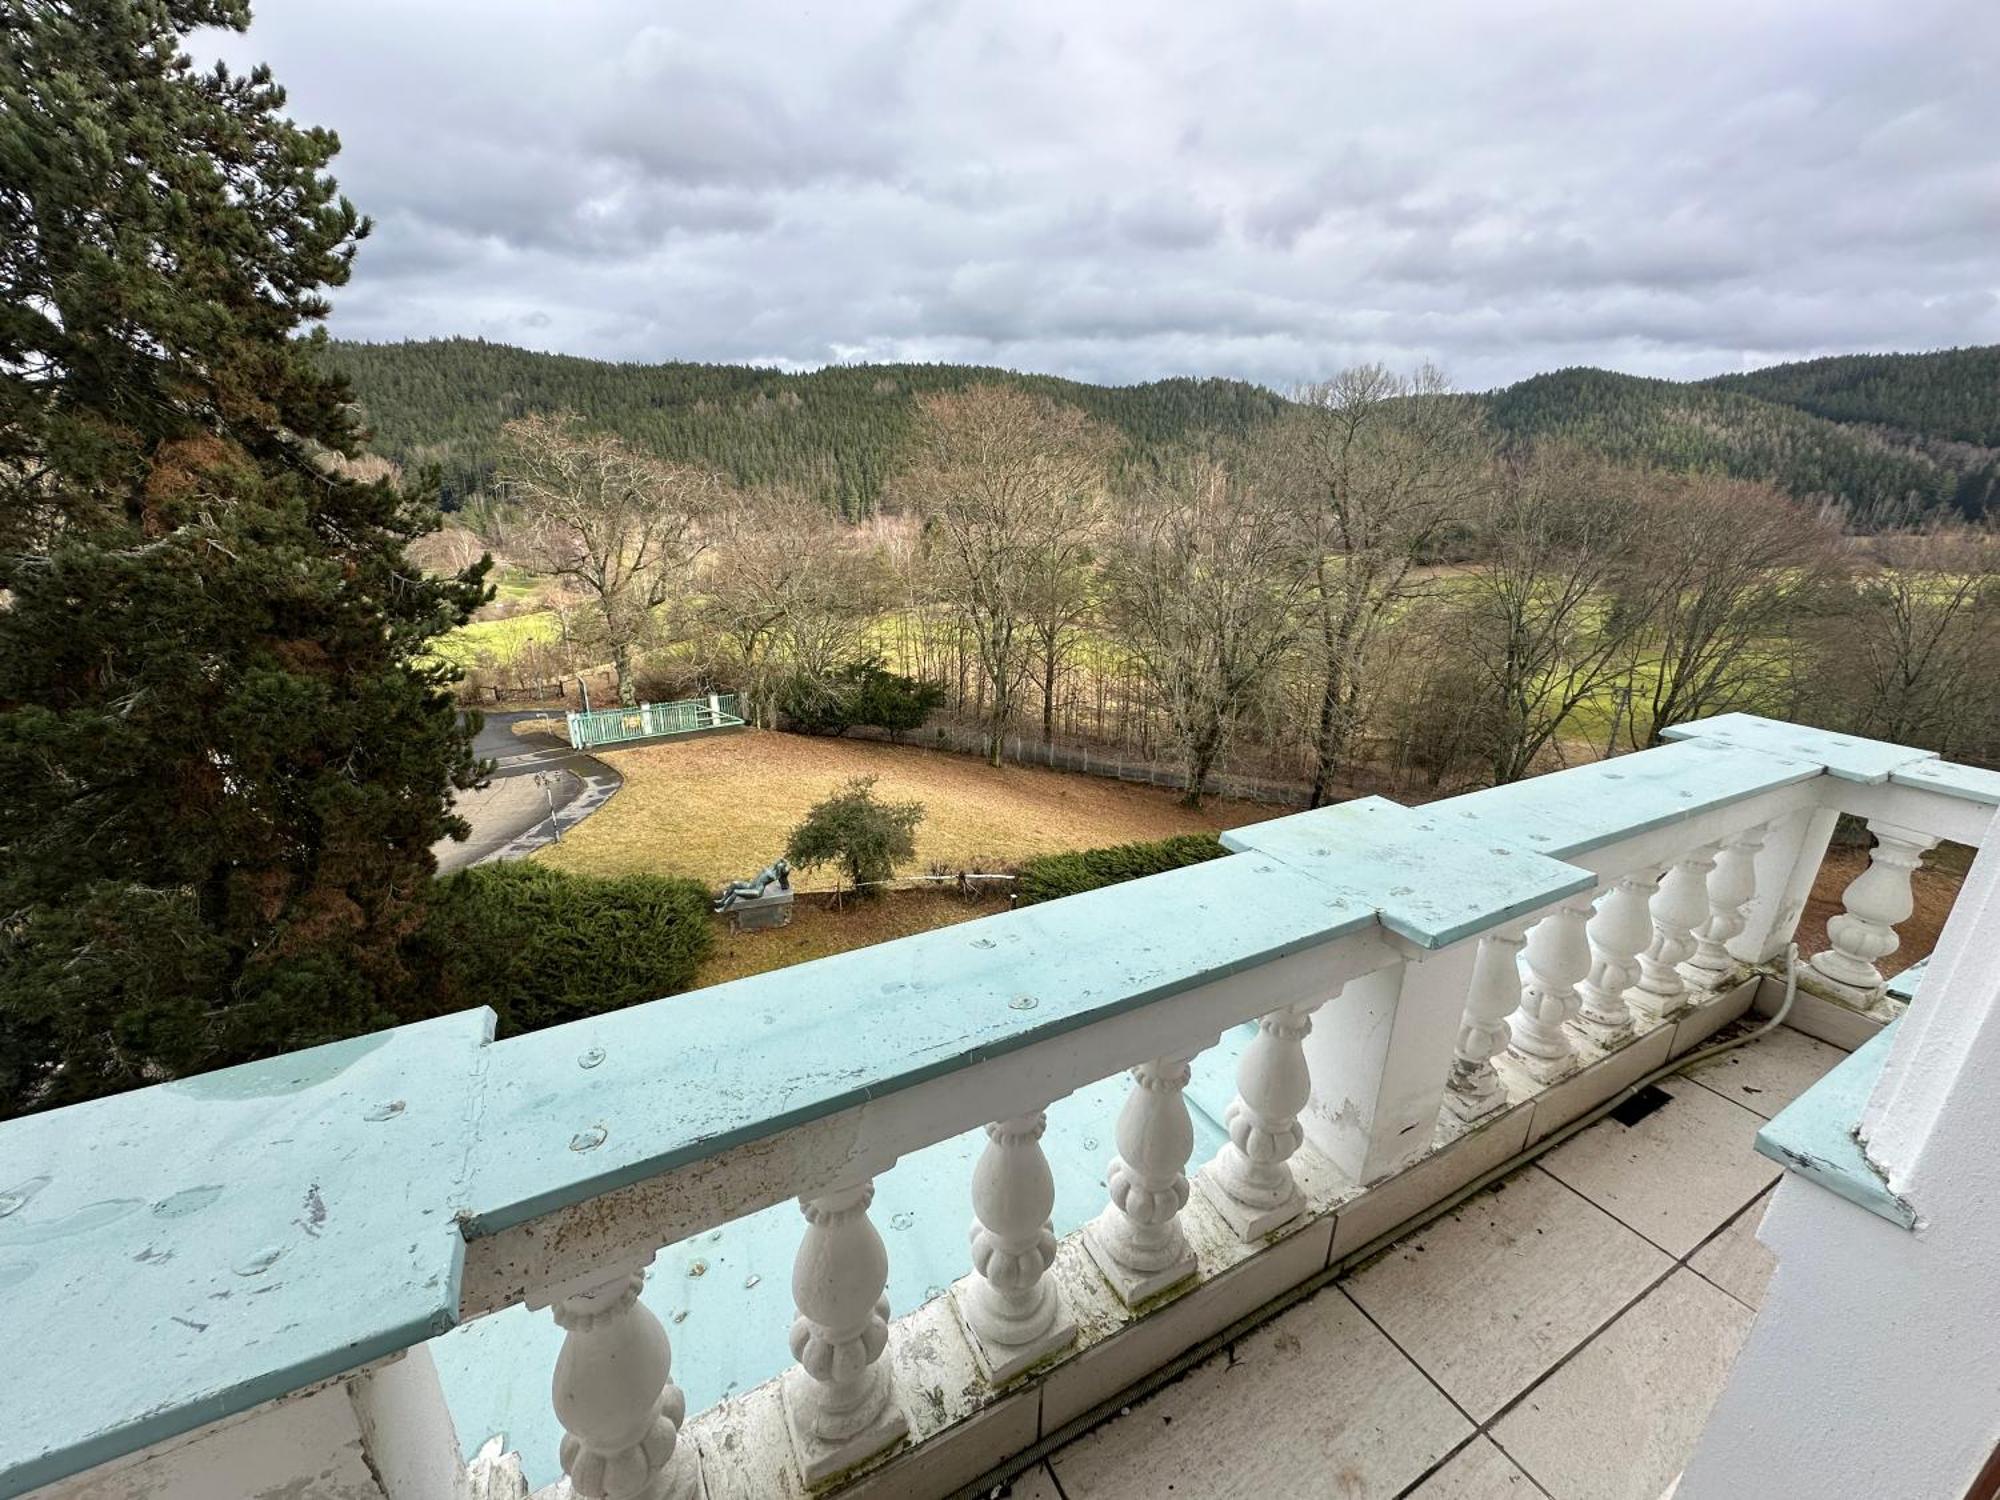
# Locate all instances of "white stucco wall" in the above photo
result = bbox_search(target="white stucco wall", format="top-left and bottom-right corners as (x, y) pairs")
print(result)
(1680, 812), (2000, 1498)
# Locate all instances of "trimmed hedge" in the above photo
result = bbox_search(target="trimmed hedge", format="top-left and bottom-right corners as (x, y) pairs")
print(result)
(1014, 833), (1230, 906)
(779, 657), (944, 737)
(421, 862), (714, 1033)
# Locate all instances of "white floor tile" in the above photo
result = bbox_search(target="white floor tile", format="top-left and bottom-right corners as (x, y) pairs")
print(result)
(1405, 1436), (1541, 1497)
(1492, 1268), (1754, 1500)
(1688, 1190), (1776, 1311)
(1682, 1024), (1847, 1120)
(1537, 1076), (1777, 1257)
(1343, 1166), (1671, 1421)
(1049, 1284), (1470, 1500)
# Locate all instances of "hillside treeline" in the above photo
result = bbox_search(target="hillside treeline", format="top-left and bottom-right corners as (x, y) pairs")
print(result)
(322, 338), (2000, 525)
(323, 338), (1288, 515)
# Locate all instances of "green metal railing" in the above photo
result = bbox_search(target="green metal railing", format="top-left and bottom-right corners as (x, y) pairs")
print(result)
(565, 692), (744, 750)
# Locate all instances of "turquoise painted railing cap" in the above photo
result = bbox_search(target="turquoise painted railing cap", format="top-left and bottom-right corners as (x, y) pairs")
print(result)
(461, 851), (1379, 1238)
(0, 1008), (497, 1500)
(1662, 712), (1937, 785)
(1890, 757), (2000, 808)
(1222, 794), (1591, 948)
(1755, 1021), (1915, 1230)
(1439, 736), (1821, 861)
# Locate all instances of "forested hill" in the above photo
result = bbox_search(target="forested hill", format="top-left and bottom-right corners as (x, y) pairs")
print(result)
(320, 337), (1998, 524)
(1485, 365), (1998, 526)
(320, 338), (1286, 515)
(1707, 346), (2000, 448)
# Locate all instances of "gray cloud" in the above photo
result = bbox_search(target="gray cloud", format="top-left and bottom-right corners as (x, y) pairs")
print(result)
(203, 0), (2000, 392)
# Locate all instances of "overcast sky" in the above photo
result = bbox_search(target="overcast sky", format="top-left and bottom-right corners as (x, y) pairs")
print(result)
(205, 0), (2000, 393)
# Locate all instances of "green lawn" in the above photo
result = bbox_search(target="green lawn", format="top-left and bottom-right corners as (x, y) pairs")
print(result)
(431, 609), (562, 670)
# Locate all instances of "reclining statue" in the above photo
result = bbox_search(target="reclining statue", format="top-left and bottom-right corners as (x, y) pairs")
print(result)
(714, 857), (792, 912)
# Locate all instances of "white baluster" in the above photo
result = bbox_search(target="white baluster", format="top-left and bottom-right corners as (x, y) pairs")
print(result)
(1083, 1051), (1199, 1306)
(1685, 824), (1769, 989)
(548, 1259), (704, 1500)
(1627, 846), (1717, 1026)
(954, 1111), (1075, 1382)
(1575, 873), (1659, 1044)
(1807, 821), (1940, 1004)
(1444, 931), (1527, 1122)
(782, 1179), (907, 1486)
(1507, 899), (1594, 1082)
(1198, 1004), (1317, 1239)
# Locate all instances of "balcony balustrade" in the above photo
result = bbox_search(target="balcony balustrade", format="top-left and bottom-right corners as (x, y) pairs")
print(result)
(4, 713), (1996, 1500)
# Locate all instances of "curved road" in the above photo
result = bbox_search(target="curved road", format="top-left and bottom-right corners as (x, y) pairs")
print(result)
(432, 711), (623, 875)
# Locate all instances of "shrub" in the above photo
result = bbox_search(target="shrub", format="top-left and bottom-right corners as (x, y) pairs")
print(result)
(1014, 833), (1230, 906)
(785, 776), (925, 895)
(419, 862), (714, 1033)
(779, 657), (944, 737)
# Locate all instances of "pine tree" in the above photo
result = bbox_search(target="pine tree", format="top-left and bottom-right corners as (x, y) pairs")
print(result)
(0, 0), (490, 1113)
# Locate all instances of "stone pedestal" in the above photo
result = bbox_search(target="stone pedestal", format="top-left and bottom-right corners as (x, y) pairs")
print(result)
(728, 889), (794, 932)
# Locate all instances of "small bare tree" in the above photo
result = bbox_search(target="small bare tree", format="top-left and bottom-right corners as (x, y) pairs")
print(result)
(895, 385), (1113, 765)
(700, 486), (887, 723)
(1445, 448), (1665, 784)
(499, 412), (717, 705)
(1810, 524), (2000, 761)
(1105, 454), (1314, 805)
(1618, 473), (1843, 747)
(1260, 365), (1491, 805)
(1025, 537), (1098, 744)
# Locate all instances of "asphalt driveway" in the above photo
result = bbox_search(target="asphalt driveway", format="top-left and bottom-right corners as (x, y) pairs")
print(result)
(432, 711), (622, 875)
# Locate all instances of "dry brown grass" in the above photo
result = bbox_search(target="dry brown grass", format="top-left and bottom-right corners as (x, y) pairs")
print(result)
(696, 888), (1002, 986)
(537, 727), (1270, 890)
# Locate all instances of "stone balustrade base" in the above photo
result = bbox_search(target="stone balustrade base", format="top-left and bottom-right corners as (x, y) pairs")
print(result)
(948, 1274), (1078, 1385)
(779, 1367), (909, 1490)
(1193, 1161), (1306, 1242)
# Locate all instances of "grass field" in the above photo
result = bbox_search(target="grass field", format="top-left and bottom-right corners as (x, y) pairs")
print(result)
(532, 728), (1272, 986)
(432, 610), (564, 670)
(537, 728), (1268, 889)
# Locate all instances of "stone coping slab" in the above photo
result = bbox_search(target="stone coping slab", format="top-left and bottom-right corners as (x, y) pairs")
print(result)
(1439, 736), (1822, 860)
(1890, 758), (2000, 809)
(1662, 712), (1936, 785)
(1755, 1022), (1915, 1230)
(0, 1008), (496, 1500)
(1221, 795), (1591, 948)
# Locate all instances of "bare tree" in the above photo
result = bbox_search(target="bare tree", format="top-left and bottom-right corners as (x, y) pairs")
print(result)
(1445, 448), (1664, 784)
(1261, 365), (1491, 805)
(1618, 473), (1843, 747)
(1105, 454), (1314, 805)
(499, 412), (717, 705)
(1810, 524), (2000, 761)
(895, 385), (1113, 765)
(1025, 536), (1098, 743)
(699, 485), (888, 723)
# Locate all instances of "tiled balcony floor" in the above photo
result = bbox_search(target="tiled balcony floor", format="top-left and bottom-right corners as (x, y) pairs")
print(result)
(1014, 1022), (1847, 1500)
